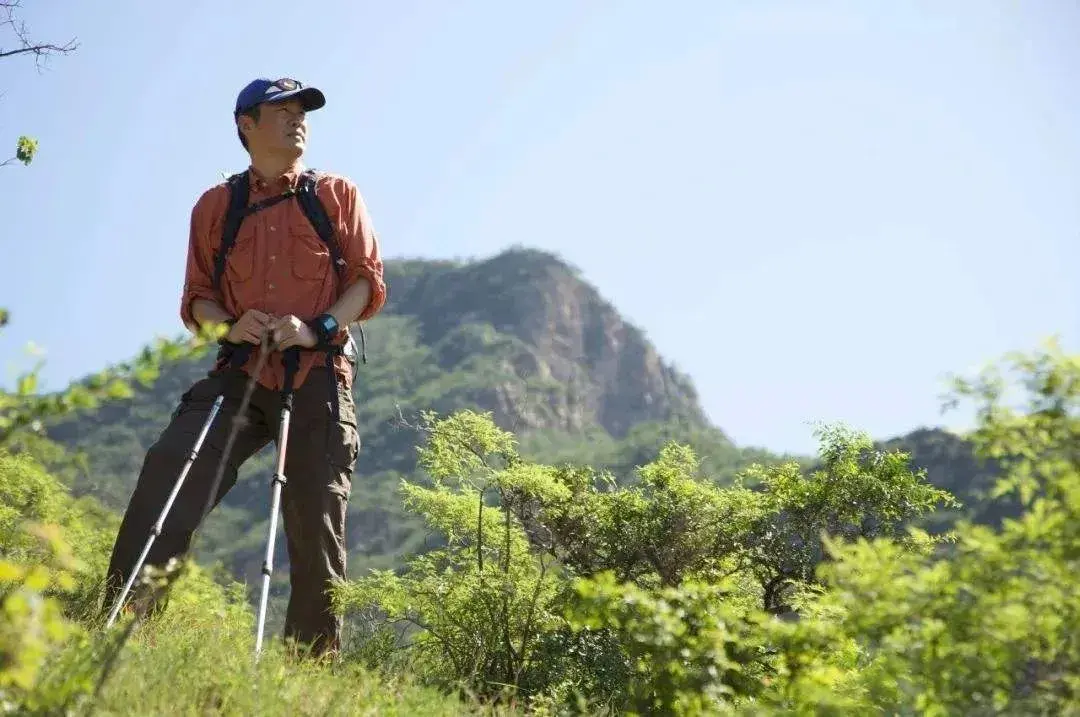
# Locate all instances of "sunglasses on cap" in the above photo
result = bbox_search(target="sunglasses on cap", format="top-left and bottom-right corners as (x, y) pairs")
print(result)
(271, 78), (303, 91)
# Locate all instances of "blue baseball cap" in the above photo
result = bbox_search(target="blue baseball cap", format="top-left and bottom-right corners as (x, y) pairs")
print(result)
(233, 77), (326, 117)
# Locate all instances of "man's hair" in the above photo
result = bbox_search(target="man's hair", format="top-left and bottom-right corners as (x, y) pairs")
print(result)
(237, 104), (261, 151)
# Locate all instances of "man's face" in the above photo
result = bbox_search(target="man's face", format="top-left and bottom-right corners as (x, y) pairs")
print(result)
(240, 98), (308, 158)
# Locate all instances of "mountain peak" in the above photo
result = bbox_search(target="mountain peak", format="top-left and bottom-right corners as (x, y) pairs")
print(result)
(381, 246), (709, 437)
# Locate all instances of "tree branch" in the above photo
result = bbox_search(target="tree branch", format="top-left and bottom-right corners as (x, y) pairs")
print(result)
(1, 0), (78, 70)
(0, 40), (77, 60)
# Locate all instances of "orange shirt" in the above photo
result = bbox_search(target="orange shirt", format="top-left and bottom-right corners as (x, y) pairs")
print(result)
(180, 165), (387, 392)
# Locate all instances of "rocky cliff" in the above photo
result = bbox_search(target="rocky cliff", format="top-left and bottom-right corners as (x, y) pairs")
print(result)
(381, 247), (708, 437)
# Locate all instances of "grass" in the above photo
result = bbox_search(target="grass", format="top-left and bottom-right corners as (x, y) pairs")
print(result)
(22, 566), (511, 716)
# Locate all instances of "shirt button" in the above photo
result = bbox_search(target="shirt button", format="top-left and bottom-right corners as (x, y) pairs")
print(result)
(270, 255), (276, 261)
(268, 283), (275, 290)
(270, 225), (276, 232)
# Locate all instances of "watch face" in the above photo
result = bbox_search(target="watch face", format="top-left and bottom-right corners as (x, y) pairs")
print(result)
(320, 315), (337, 333)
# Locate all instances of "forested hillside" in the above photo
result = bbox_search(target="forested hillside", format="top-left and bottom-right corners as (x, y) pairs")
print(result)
(41, 249), (797, 610)
(41, 249), (1014, 601)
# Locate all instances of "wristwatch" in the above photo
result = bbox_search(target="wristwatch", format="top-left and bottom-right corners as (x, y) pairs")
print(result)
(309, 313), (339, 345)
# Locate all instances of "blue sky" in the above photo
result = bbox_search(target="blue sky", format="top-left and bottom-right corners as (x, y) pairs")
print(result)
(1, 0), (1077, 454)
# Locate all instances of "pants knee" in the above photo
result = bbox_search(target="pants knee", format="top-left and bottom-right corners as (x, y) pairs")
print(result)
(125, 434), (230, 544)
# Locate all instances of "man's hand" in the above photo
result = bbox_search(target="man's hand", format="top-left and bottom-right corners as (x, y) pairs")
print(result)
(226, 309), (273, 344)
(271, 315), (317, 350)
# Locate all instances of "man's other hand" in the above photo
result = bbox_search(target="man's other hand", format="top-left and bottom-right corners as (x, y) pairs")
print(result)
(271, 315), (317, 350)
(226, 310), (272, 344)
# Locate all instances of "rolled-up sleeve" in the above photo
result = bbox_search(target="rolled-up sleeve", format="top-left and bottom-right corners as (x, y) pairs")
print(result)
(335, 178), (387, 321)
(179, 190), (223, 331)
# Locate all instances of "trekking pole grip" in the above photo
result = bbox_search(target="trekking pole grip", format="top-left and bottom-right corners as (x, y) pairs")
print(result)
(229, 343), (254, 370)
(282, 346), (301, 371)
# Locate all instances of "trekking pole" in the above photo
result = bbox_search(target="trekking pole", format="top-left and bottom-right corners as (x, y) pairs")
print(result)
(254, 347), (301, 659)
(103, 334), (269, 630)
(193, 333), (272, 536)
(104, 394), (225, 629)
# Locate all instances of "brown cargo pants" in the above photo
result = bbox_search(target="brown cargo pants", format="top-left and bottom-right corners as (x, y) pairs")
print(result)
(102, 363), (359, 656)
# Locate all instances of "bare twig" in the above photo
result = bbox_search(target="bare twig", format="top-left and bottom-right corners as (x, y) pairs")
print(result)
(0, 39), (77, 61)
(0, 0), (78, 70)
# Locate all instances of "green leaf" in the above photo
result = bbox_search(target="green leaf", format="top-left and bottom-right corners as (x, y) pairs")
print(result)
(15, 373), (37, 397)
(105, 379), (134, 400)
(0, 559), (25, 583)
(15, 136), (38, 165)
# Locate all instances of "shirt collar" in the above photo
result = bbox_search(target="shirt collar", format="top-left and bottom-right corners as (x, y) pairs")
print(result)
(247, 162), (304, 193)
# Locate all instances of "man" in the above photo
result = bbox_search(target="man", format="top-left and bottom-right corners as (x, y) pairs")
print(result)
(102, 77), (387, 657)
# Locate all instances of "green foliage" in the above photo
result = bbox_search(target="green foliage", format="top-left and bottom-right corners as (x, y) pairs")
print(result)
(1, 136), (40, 168)
(329, 342), (1080, 714)
(416, 409), (519, 486)
(505, 425), (957, 615)
(14, 136), (37, 166)
(334, 408), (960, 712)
(1, 329), (1079, 713)
(0, 451), (493, 715)
(72, 568), (483, 716)
(0, 449), (105, 706)
(0, 308), (224, 447)
(0, 522), (84, 697)
(739, 423), (960, 613)
(567, 574), (767, 716)
(334, 411), (564, 701)
(0, 450), (116, 617)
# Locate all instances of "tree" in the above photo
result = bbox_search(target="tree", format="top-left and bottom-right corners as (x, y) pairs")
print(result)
(331, 409), (960, 711)
(1, 0), (78, 167)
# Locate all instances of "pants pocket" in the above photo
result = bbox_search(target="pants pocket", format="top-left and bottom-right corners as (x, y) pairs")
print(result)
(326, 384), (359, 466)
(169, 374), (221, 424)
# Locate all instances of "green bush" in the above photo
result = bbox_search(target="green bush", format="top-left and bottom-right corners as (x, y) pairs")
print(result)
(332, 342), (1080, 715)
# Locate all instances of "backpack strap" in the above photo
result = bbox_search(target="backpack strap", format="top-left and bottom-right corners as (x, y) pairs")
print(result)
(212, 171), (300, 293)
(295, 169), (347, 286)
(212, 172), (251, 295)
(295, 169), (368, 367)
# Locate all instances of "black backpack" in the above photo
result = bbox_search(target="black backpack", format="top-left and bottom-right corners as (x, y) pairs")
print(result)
(211, 168), (366, 365)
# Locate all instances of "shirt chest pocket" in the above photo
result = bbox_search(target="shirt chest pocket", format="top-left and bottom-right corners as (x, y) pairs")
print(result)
(289, 223), (333, 281)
